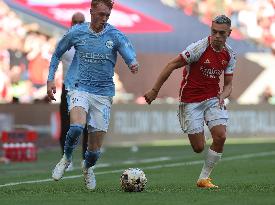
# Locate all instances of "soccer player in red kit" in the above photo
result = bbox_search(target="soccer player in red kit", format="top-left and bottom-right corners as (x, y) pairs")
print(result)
(144, 15), (236, 188)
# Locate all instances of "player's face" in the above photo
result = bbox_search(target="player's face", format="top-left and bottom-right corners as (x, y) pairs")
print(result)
(90, 3), (111, 32)
(210, 22), (231, 50)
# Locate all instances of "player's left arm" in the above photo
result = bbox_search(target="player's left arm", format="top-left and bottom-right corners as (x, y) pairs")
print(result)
(218, 49), (236, 106)
(116, 33), (139, 74)
(144, 55), (186, 104)
(47, 29), (75, 101)
(218, 75), (233, 106)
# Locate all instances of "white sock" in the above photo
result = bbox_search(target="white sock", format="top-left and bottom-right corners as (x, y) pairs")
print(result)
(198, 148), (222, 180)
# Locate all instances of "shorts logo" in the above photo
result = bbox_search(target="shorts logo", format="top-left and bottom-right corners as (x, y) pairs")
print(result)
(185, 51), (190, 58)
(105, 40), (114, 49)
(72, 97), (79, 104)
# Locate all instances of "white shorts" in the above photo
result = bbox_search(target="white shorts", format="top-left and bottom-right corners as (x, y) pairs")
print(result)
(178, 98), (228, 134)
(68, 90), (112, 132)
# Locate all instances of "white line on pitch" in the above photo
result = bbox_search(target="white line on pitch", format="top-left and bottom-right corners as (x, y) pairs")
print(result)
(0, 151), (274, 188)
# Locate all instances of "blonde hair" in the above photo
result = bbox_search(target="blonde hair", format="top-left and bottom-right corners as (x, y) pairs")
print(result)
(91, 0), (114, 10)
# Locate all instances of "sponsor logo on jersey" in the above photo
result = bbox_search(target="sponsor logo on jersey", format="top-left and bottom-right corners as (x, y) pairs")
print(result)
(79, 51), (111, 63)
(204, 59), (210, 64)
(200, 66), (223, 79)
(105, 40), (114, 49)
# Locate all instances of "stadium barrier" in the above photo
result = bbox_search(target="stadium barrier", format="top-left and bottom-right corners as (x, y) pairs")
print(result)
(0, 103), (274, 146)
(1, 129), (37, 162)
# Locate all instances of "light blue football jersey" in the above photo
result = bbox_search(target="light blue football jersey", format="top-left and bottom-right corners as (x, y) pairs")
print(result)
(48, 22), (138, 96)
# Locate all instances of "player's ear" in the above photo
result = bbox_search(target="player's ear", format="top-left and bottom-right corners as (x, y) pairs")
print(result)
(228, 29), (232, 37)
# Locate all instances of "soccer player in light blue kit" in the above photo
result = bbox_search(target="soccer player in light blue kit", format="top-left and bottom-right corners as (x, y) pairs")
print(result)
(47, 0), (139, 190)
(59, 12), (87, 172)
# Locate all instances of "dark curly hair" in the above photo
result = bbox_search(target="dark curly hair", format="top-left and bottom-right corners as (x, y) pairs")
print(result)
(212, 15), (231, 27)
(91, 0), (114, 10)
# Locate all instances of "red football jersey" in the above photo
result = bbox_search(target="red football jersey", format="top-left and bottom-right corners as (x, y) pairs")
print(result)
(179, 37), (236, 103)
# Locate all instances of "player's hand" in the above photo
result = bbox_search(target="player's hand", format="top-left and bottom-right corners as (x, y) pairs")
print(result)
(217, 93), (225, 108)
(144, 89), (158, 104)
(47, 80), (56, 101)
(129, 63), (139, 74)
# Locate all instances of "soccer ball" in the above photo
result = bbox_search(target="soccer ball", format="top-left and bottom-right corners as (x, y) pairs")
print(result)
(120, 168), (147, 192)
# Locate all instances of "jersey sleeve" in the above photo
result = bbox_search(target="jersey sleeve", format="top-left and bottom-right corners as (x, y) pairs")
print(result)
(47, 29), (74, 81)
(116, 32), (138, 67)
(180, 37), (208, 64)
(225, 48), (236, 75)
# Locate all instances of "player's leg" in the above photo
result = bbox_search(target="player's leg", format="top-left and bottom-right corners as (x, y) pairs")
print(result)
(197, 125), (225, 188)
(59, 84), (69, 155)
(64, 106), (86, 161)
(197, 98), (228, 188)
(83, 129), (105, 190)
(179, 102), (217, 187)
(60, 86), (74, 171)
(52, 106), (86, 180)
(178, 102), (205, 153)
(84, 130), (105, 167)
(209, 124), (226, 153)
(82, 124), (88, 162)
(52, 90), (88, 180)
(188, 133), (205, 153)
(82, 94), (112, 190)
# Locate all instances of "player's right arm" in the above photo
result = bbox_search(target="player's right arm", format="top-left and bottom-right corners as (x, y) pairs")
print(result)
(47, 30), (74, 101)
(116, 32), (139, 74)
(144, 38), (207, 104)
(144, 55), (187, 104)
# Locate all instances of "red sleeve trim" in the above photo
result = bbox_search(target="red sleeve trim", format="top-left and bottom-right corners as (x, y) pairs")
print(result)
(179, 54), (187, 64)
(224, 73), (233, 76)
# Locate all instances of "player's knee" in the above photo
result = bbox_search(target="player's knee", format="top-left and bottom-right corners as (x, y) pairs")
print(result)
(66, 124), (84, 145)
(88, 143), (101, 151)
(212, 131), (226, 147)
(211, 126), (226, 144)
(191, 144), (204, 153)
(213, 134), (226, 145)
(188, 132), (205, 153)
(69, 124), (84, 136)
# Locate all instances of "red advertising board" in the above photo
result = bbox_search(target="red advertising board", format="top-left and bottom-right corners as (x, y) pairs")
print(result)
(12, 0), (173, 33)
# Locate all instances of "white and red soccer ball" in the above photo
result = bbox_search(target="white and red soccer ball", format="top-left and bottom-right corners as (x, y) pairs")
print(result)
(120, 168), (147, 192)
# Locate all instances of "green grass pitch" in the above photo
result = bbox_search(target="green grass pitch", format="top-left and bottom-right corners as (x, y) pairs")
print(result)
(0, 139), (275, 205)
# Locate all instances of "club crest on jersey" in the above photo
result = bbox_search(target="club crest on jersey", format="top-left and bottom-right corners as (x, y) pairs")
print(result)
(222, 60), (228, 65)
(79, 40), (86, 46)
(105, 40), (114, 49)
(185, 51), (190, 58)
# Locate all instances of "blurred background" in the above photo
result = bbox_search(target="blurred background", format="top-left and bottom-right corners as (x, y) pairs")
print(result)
(0, 0), (275, 163)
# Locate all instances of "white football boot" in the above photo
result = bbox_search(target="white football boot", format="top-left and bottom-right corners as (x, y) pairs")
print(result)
(52, 155), (71, 181)
(65, 161), (74, 172)
(83, 166), (96, 190)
